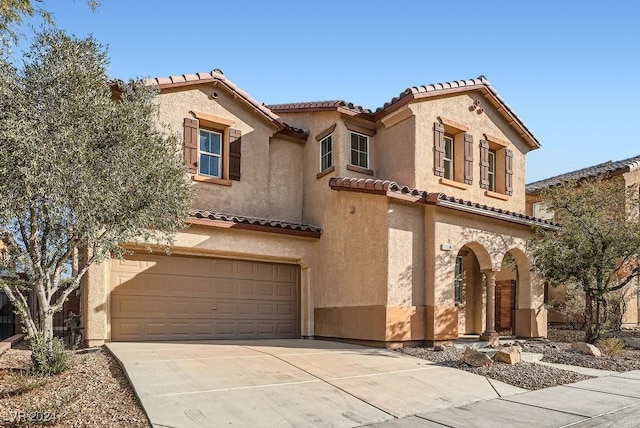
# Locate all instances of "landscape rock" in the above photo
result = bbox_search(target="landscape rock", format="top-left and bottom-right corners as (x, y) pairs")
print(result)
(624, 338), (640, 349)
(462, 347), (493, 367)
(488, 336), (500, 348)
(571, 342), (602, 357)
(494, 346), (522, 365)
(433, 345), (446, 351)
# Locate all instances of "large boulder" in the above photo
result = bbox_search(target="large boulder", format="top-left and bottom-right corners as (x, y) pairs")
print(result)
(494, 346), (522, 365)
(462, 347), (493, 367)
(571, 342), (602, 357)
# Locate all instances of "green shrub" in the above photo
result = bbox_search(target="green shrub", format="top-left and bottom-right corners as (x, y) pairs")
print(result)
(596, 337), (626, 357)
(29, 336), (72, 376)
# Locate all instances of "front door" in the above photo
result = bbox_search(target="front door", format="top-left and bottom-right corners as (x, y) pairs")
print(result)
(495, 280), (516, 333)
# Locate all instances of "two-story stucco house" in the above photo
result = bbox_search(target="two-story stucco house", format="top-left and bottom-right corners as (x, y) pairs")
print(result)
(81, 70), (556, 348)
(526, 155), (640, 328)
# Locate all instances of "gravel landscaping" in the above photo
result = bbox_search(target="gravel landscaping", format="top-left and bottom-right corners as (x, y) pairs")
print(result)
(399, 346), (591, 390)
(0, 344), (149, 427)
(398, 328), (640, 391)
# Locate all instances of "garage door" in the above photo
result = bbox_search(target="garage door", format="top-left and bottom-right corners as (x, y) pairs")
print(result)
(110, 254), (300, 341)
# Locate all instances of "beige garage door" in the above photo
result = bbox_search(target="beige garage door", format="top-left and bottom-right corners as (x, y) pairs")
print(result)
(110, 254), (300, 341)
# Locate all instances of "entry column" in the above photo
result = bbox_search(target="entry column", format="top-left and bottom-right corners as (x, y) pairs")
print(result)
(480, 270), (499, 341)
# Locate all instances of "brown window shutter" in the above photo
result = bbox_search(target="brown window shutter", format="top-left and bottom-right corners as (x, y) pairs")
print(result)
(433, 122), (445, 177)
(183, 118), (199, 174)
(229, 128), (242, 181)
(479, 140), (489, 189)
(464, 133), (473, 185)
(505, 148), (513, 196)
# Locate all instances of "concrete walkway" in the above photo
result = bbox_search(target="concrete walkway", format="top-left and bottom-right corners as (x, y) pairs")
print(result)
(107, 339), (524, 428)
(369, 371), (640, 427)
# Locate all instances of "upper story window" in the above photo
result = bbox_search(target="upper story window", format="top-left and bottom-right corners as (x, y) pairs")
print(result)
(184, 113), (240, 185)
(480, 134), (513, 198)
(350, 132), (369, 169)
(434, 119), (473, 188)
(199, 129), (222, 178)
(443, 135), (454, 180)
(320, 134), (333, 171)
(487, 150), (496, 192)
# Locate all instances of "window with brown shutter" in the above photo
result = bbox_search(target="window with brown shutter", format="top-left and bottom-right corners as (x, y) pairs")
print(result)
(464, 133), (473, 185)
(434, 122), (445, 177)
(183, 118), (199, 173)
(229, 128), (242, 181)
(505, 148), (513, 196)
(479, 139), (490, 190)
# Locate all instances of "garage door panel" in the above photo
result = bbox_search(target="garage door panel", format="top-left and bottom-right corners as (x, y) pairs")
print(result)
(110, 254), (300, 341)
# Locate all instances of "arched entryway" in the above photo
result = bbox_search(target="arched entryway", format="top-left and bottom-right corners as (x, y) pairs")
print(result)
(454, 244), (535, 340)
(454, 242), (492, 336)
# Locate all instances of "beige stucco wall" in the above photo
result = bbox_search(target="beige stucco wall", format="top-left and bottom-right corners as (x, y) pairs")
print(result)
(158, 85), (304, 220)
(387, 200), (425, 306)
(375, 111), (417, 185)
(409, 93), (531, 213)
(268, 137), (304, 222)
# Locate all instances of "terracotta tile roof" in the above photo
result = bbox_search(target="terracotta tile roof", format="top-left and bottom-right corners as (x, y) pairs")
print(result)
(189, 210), (321, 237)
(268, 100), (373, 115)
(377, 77), (488, 112)
(526, 154), (640, 192)
(329, 177), (559, 229)
(268, 76), (539, 149)
(115, 69), (308, 141)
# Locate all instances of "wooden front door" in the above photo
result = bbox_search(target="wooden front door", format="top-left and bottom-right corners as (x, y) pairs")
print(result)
(495, 280), (516, 332)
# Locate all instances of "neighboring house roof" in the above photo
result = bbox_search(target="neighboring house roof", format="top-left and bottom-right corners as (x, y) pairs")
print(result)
(188, 210), (321, 238)
(269, 76), (540, 149)
(526, 154), (640, 193)
(113, 69), (308, 141)
(329, 177), (559, 230)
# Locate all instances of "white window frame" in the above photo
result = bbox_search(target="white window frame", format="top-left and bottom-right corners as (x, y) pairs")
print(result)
(487, 150), (496, 192)
(443, 135), (454, 180)
(198, 129), (222, 178)
(350, 131), (369, 169)
(319, 134), (333, 171)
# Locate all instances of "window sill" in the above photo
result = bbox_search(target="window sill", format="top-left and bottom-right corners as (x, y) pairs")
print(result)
(439, 178), (469, 190)
(316, 165), (335, 179)
(484, 190), (509, 201)
(347, 164), (374, 176)
(192, 175), (232, 186)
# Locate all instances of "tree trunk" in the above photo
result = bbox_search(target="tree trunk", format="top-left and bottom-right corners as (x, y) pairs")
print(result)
(41, 305), (54, 352)
(584, 291), (596, 343)
(593, 298), (602, 343)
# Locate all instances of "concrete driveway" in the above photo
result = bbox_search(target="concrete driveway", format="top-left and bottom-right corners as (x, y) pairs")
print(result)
(107, 339), (523, 427)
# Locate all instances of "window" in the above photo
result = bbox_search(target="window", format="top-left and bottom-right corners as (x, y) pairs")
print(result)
(454, 256), (463, 304)
(199, 129), (222, 178)
(350, 132), (369, 168)
(487, 150), (496, 192)
(533, 202), (555, 221)
(320, 134), (333, 171)
(434, 119), (473, 187)
(443, 136), (454, 180)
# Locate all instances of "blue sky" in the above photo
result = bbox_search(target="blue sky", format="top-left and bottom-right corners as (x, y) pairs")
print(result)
(12, 0), (640, 182)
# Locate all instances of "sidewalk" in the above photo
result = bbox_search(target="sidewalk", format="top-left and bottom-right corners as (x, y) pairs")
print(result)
(367, 371), (640, 427)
